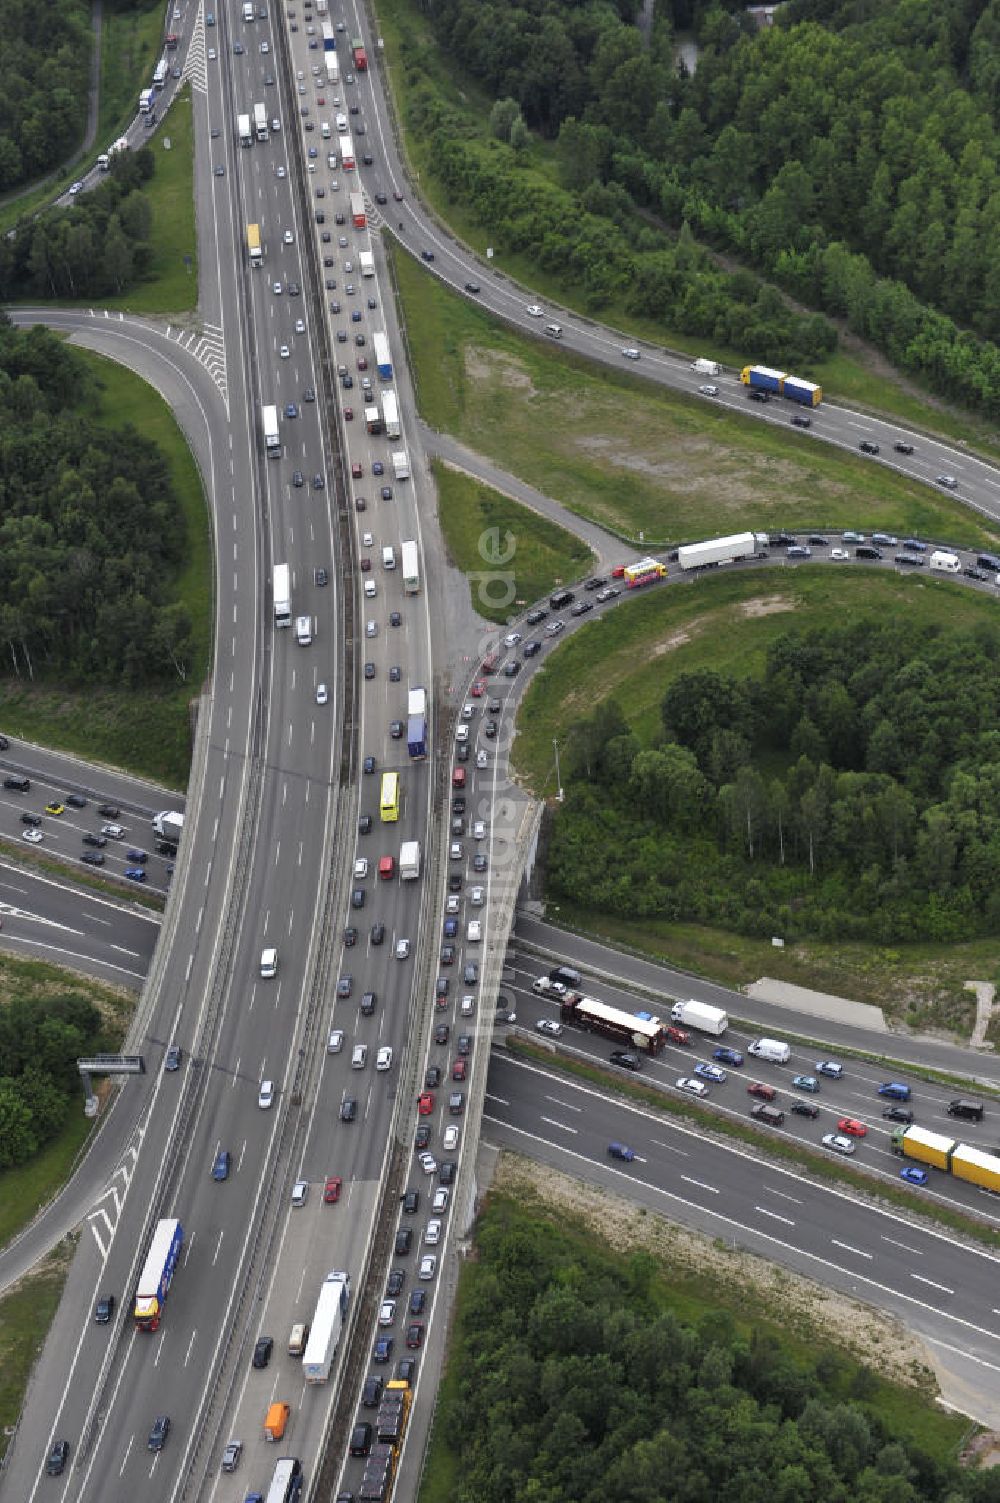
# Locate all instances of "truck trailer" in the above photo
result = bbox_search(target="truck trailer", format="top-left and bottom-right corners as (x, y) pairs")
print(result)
(892, 1128), (1000, 1192)
(691, 358), (721, 376)
(247, 223), (262, 265)
(365, 405), (382, 434)
(263, 404), (280, 454)
(302, 1270), (351, 1382)
(399, 841), (421, 880)
(139, 88), (155, 113)
(929, 550), (961, 574)
(359, 250), (375, 277)
(401, 540), (419, 594)
(373, 333), (392, 381)
(392, 450), (409, 482)
(238, 112), (252, 146)
(351, 36), (368, 70)
(381, 391), (400, 438)
(339, 133), (355, 170)
(677, 532), (768, 571)
(253, 102), (268, 141)
(407, 686), (427, 759)
(740, 365), (823, 407)
(350, 192), (366, 228)
(152, 811), (184, 846)
(273, 563), (291, 627)
(134, 1218), (184, 1331)
(670, 1000), (729, 1035)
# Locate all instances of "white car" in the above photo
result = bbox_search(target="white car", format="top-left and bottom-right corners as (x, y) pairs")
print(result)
(207, 46), (216, 59)
(362, 531), (373, 546)
(294, 318), (305, 334)
(283, 229), (294, 244)
(271, 117), (280, 132)
(460, 994), (475, 1015)
(376, 1045), (392, 1071)
(676, 1076), (708, 1098)
(273, 280), (283, 294)
(291, 1179), (309, 1207)
(418, 1151), (437, 1175)
(364, 579), (376, 598)
(476, 749), (488, 769)
(316, 683), (328, 705)
(470, 886), (484, 907)
(101, 823), (125, 838)
(699, 384), (719, 397)
(461, 702), (475, 720)
(622, 347), (640, 360)
(22, 828), (43, 844)
(445, 895), (460, 915)
(822, 1133), (856, 1156)
(526, 305), (544, 317)
(279, 344), (290, 359)
(378, 1299), (396, 1326)
(69, 181), (84, 195)
(395, 938), (410, 960)
(455, 724), (469, 744)
(443, 1124), (460, 1151)
(473, 820), (486, 840)
(536, 1018), (562, 1037)
(277, 165), (286, 178)
(366, 620), (377, 638)
(328, 1027), (344, 1053)
(418, 1254), (437, 1279)
(467, 920), (481, 943)
(424, 1218), (441, 1245)
(353, 857), (368, 879)
(258, 1079), (274, 1109)
(831, 547), (849, 560)
(432, 1187), (450, 1213)
(503, 631), (521, 648)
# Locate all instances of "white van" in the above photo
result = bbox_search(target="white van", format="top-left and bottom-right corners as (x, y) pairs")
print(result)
(351, 1043), (368, 1069)
(295, 614), (314, 645)
(260, 946), (278, 978)
(748, 1038), (791, 1065)
(321, 121), (331, 138)
(336, 112), (348, 131)
(467, 919), (481, 943)
(242, 1), (254, 18)
(544, 323), (563, 338)
(382, 545), (396, 570)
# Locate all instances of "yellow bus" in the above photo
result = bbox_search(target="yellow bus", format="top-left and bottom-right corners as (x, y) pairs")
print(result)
(380, 772), (399, 823)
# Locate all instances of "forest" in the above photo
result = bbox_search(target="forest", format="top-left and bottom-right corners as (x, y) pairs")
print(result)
(0, 990), (102, 1168)
(0, 147), (157, 301)
(414, 0), (1000, 414)
(546, 619), (1000, 943)
(439, 1194), (991, 1503)
(0, 0), (92, 191)
(0, 320), (193, 685)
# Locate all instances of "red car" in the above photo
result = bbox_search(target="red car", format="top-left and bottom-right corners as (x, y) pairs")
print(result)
(405, 1322), (424, 1349)
(747, 1082), (777, 1102)
(451, 767), (466, 790)
(665, 1025), (690, 1046)
(344, 406), (354, 421)
(378, 855), (395, 880)
(837, 1117), (867, 1137)
(352, 461), (363, 479)
(324, 1176), (342, 1204)
(470, 680), (485, 698)
(452, 1058), (467, 1081)
(418, 1093), (434, 1115)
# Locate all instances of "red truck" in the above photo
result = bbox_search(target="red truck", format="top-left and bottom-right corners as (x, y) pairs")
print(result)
(351, 36), (368, 70)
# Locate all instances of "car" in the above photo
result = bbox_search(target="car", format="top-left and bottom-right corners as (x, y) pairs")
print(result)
(965, 565), (989, 580)
(124, 866), (147, 882)
(394, 1227), (412, 1255)
(419, 1151), (437, 1175)
(406, 1321), (425, 1349)
(294, 318), (305, 334)
(790, 1100), (819, 1119)
(418, 1092), (434, 1115)
(547, 619), (565, 635)
(148, 1415), (171, 1451)
(878, 1082), (911, 1101)
(81, 850), (105, 865)
(402, 1189), (420, 1215)
(747, 388), (769, 402)
(787, 545), (811, 559)
(379, 1299), (396, 1326)
(340, 1097), (357, 1122)
(894, 441), (915, 454)
(252, 1334), (274, 1368)
(882, 1106), (914, 1124)
(396, 938), (410, 960)
(291, 1179), (309, 1208)
(936, 475), (958, 490)
(364, 662), (375, 681)
(421, 249), (435, 261)
(97, 803), (119, 818)
(374, 1336), (393, 1362)
(791, 413), (812, 427)
(389, 611), (402, 628)
(900, 1166), (928, 1186)
(608, 1142), (636, 1161)
(694, 1061), (726, 1083)
(425, 1064), (442, 1088)
(376, 1046), (393, 1071)
(337, 975), (353, 997)
(859, 440), (880, 454)
(65, 792), (86, 808)
(212, 1149), (231, 1181)
(713, 1046), (743, 1067)
(316, 682), (328, 706)
(222, 1440), (243, 1473)
(419, 1254), (437, 1279)
(22, 828), (43, 844)
(452, 1058), (467, 1081)
(902, 537), (927, 552)
(285, 402), (298, 419)
(46, 1440), (70, 1476)
(443, 1124), (460, 1151)
(815, 1060), (843, 1078)
(471, 856), (487, 876)
(94, 1293), (115, 1324)
(792, 1075), (819, 1093)
(676, 1076), (708, 1097)
(258, 1079), (274, 1109)
(698, 383), (719, 396)
(279, 344), (290, 359)
(292, 470), (304, 489)
(20, 812), (41, 827)
(233, 39), (243, 51)
(44, 801), (64, 816)
(837, 1117), (867, 1136)
(526, 304), (544, 317)
(164, 1044), (182, 1072)
(830, 547), (849, 560)
(822, 1133), (856, 1156)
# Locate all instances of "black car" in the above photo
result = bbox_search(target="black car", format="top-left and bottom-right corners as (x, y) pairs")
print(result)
(584, 576), (606, 591)
(81, 851), (105, 866)
(65, 793), (87, 808)
(98, 803), (119, 818)
(390, 720), (404, 739)
(439, 1159), (456, 1185)
(253, 1335), (274, 1368)
(46, 1440), (70, 1476)
(452, 797), (466, 815)
(402, 1189), (420, 1213)
(769, 533), (797, 548)
(610, 1050), (640, 1071)
(526, 608), (548, 625)
(340, 1097), (357, 1122)
(21, 812), (42, 826)
(414, 1124), (431, 1150)
(315, 567), (329, 586)
(790, 1100), (819, 1119)
(361, 990), (377, 1016)
(370, 922), (385, 945)
(363, 756), (376, 774)
(893, 441), (915, 455)
(504, 660), (522, 675)
(164, 1044), (182, 1071)
(386, 1269), (405, 1296)
(94, 1293), (115, 1324)
(359, 813), (372, 833)
(457, 1034), (472, 1056)
(409, 1288), (426, 1314)
(362, 1375), (384, 1407)
(374, 191), (388, 205)
(344, 926), (358, 947)
(570, 601), (592, 617)
(425, 1066), (442, 1088)
(0, 734), (7, 750)
(394, 1227), (412, 1255)
(859, 440), (880, 455)
(748, 388), (770, 402)
(882, 1105), (914, 1124)
(421, 249), (435, 261)
(465, 281), (480, 293)
(434, 1023), (450, 1045)
(350, 1422), (373, 1457)
(790, 413), (811, 428)
(148, 1415), (171, 1452)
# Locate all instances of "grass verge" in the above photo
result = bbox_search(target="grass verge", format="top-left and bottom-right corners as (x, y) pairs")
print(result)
(433, 458), (593, 624)
(97, 0), (165, 151)
(0, 344), (211, 788)
(376, 0), (1000, 460)
(393, 246), (1000, 551)
(505, 1038), (1000, 1252)
(0, 1247), (75, 1462)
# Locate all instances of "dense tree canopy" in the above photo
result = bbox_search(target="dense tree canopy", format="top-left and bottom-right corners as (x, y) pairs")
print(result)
(0, 990), (102, 1167)
(0, 320), (194, 684)
(0, 0), (92, 190)
(547, 619), (1000, 942)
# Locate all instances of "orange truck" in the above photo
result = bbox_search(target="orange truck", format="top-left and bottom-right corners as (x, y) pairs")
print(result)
(264, 1402), (290, 1441)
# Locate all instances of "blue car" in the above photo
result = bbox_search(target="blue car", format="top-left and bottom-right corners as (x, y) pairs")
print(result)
(124, 867), (147, 882)
(792, 1075), (819, 1093)
(899, 1166), (928, 1186)
(126, 848), (147, 863)
(212, 1149), (231, 1181)
(815, 1060), (843, 1079)
(285, 402), (298, 418)
(878, 1081), (911, 1101)
(694, 1062), (727, 1084)
(713, 1046), (744, 1067)
(608, 1143), (635, 1162)
(373, 1336), (393, 1363)
(443, 918), (458, 938)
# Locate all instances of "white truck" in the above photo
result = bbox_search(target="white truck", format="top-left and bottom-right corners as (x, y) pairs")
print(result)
(238, 113), (252, 147)
(139, 88), (155, 114)
(359, 250), (375, 277)
(691, 358), (721, 376)
(381, 391), (400, 439)
(401, 540), (419, 594)
(399, 840), (421, 880)
(748, 1037), (790, 1064)
(670, 999), (729, 1036)
(152, 811), (184, 846)
(532, 976), (567, 997)
(677, 532), (768, 571)
(302, 1270), (351, 1383)
(253, 102), (268, 141)
(929, 550), (960, 574)
(392, 450), (410, 482)
(273, 563), (291, 626)
(98, 137), (128, 170)
(263, 404), (280, 454)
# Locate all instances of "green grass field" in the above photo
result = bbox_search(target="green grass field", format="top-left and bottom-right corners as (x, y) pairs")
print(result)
(0, 345), (211, 788)
(97, 0), (166, 151)
(393, 249), (1000, 552)
(433, 459), (593, 624)
(0, 1254), (74, 1461)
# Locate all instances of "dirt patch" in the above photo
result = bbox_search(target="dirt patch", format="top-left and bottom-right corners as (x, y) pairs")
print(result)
(464, 346), (537, 394)
(492, 1152), (938, 1396)
(741, 594), (796, 619)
